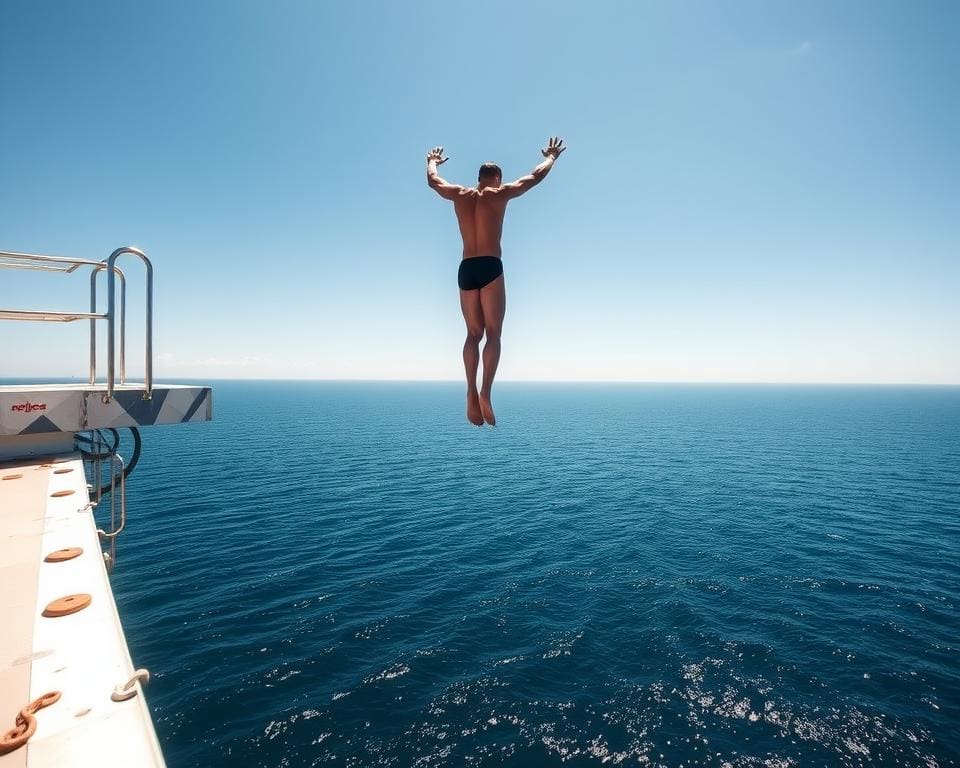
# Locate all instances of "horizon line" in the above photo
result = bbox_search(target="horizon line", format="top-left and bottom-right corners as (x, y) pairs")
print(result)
(5, 376), (959, 387)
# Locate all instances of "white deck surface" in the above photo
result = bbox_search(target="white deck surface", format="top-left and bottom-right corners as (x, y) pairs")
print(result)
(0, 454), (165, 767)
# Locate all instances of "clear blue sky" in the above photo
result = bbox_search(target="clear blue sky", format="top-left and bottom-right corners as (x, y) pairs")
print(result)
(2, 0), (957, 383)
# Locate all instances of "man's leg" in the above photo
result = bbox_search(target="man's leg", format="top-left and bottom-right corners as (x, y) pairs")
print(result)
(478, 274), (506, 426)
(460, 288), (485, 426)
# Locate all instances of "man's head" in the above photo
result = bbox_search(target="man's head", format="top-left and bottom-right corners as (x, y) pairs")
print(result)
(478, 162), (502, 188)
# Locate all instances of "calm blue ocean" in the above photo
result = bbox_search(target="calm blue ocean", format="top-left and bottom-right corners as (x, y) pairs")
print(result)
(105, 382), (959, 767)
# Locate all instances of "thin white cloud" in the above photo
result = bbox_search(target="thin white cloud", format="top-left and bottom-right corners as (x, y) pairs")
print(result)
(155, 351), (271, 369)
(195, 355), (268, 368)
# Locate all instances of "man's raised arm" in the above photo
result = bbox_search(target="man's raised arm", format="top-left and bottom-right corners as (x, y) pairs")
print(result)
(426, 146), (463, 200)
(502, 137), (566, 200)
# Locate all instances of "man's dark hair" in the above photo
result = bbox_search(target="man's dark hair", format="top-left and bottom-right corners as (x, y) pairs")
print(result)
(478, 162), (502, 182)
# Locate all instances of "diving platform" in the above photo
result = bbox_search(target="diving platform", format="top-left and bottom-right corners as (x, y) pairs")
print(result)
(1, 246), (212, 765)
(0, 384), (212, 439)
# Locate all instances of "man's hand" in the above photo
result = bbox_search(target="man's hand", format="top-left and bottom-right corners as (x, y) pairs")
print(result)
(427, 146), (463, 200)
(541, 137), (566, 159)
(427, 146), (449, 165)
(501, 138), (565, 199)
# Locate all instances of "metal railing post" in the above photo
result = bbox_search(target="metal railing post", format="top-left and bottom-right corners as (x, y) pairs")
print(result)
(106, 247), (152, 401)
(90, 264), (127, 386)
(90, 275), (97, 386)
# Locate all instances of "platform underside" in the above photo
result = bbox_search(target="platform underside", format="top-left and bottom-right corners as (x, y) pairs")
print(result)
(0, 385), (212, 437)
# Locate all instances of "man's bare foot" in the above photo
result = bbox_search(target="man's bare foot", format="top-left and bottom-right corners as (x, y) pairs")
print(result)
(466, 393), (484, 426)
(478, 393), (496, 426)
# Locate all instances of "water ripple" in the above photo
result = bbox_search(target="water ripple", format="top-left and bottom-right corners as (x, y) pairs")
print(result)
(104, 383), (960, 766)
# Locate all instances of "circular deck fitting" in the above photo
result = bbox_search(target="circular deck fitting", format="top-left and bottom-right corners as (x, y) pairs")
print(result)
(1, 474), (22, 481)
(50, 489), (75, 498)
(53, 468), (74, 475)
(42, 594), (92, 618)
(44, 547), (84, 563)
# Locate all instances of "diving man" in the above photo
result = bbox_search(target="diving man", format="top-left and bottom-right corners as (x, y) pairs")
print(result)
(426, 137), (566, 426)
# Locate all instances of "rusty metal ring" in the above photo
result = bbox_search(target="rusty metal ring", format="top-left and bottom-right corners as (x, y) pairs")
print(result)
(0, 714), (36, 754)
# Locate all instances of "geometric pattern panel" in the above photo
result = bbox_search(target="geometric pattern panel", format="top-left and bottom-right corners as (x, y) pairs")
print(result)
(0, 385), (212, 435)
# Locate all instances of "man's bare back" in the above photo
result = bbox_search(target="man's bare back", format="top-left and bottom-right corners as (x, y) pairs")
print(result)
(451, 186), (509, 258)
(426, 138), (566, 426)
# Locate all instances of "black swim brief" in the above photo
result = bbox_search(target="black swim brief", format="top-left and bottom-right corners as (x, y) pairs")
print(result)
(458, 256), (503, 291)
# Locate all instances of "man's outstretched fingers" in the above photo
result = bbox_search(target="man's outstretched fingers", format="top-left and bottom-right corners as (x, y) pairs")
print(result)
(542, 137), (566, 158)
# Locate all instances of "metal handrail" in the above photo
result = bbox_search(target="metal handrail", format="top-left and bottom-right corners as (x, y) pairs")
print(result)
(106, 247), (152, 401)
(90, 264), (126, 386)
(0, 309), (107, 321)
(0, 247), (150, 400)
(0, 250), (103, 274)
